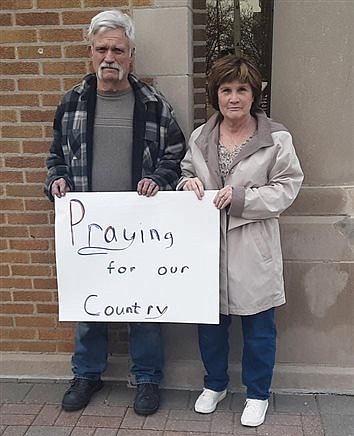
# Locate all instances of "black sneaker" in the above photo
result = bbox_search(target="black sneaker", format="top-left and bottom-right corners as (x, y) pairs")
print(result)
(62, 377), (103, 411)
(133, 383), (160, 416)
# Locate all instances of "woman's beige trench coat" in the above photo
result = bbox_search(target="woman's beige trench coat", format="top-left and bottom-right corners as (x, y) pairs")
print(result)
(177, 110), (304, 316)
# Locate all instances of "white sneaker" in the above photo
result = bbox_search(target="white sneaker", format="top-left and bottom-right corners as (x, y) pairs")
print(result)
(194, 388), (227, 414)
(241, 398), (268, 427)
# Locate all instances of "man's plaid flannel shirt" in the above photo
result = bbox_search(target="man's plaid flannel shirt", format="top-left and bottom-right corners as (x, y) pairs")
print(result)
(45, 73), (186, 200)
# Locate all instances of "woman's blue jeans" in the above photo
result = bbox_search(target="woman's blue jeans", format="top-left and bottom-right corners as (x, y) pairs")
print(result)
(198, 308), (276, 400)
(71, 322), (164, 384)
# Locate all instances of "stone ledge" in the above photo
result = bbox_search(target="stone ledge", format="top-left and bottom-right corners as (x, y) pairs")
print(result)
(1, 352), (353, 394)
(0, 352), (129, 383)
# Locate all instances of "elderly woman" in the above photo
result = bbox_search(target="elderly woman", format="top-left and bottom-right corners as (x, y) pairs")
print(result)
(177, 55), (303, 427)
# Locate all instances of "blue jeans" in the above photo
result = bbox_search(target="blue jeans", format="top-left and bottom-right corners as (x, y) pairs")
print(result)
(71, 322), (164, 385)
(198, 308), (276, 400)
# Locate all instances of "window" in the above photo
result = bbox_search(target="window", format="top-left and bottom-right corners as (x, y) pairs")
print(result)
(206, 0), (274, 114)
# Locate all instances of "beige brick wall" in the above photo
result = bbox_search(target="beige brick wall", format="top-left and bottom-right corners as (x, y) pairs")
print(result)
(192, 0), (207, 126)
(1, 1), (91, 353)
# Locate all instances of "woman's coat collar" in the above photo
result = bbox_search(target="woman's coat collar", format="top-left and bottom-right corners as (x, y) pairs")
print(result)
(194, 110), (277, 181)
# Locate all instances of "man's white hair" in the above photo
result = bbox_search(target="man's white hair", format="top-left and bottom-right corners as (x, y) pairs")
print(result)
(87, 9), (135, 48)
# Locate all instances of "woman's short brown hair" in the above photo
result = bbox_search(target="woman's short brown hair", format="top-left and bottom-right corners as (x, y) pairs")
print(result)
(208, 55), (262, 115)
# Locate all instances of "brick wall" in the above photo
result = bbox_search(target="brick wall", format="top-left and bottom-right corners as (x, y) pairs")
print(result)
(193, 0), (207, 127)
(0, 1), (207, 354)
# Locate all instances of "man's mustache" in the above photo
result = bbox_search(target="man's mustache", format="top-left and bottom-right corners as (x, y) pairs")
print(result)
(97, 63), (124, 80)
(99, 63), (122, 71)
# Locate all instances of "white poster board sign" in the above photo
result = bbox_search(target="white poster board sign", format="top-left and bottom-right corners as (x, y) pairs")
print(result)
(55, 191), (220, 323)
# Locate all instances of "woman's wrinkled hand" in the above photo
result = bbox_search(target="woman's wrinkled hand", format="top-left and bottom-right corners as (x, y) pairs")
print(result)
(214, 185), (233, 209)
(51, 178), (70, 198)
(183, 177), (204, 200)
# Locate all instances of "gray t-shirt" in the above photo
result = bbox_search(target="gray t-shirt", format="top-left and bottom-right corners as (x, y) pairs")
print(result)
(91, 88), (134, 192)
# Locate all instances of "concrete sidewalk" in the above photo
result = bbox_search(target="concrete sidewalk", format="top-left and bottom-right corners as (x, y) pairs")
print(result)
(0, 380), (353, 435)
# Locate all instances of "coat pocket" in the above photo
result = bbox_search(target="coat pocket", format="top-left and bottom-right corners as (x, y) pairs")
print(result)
(251, 221), (273, 263)
(228, 215), (258, 231)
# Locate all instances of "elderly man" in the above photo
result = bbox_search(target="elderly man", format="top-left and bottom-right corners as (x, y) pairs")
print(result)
(45, 9), (185, 415)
